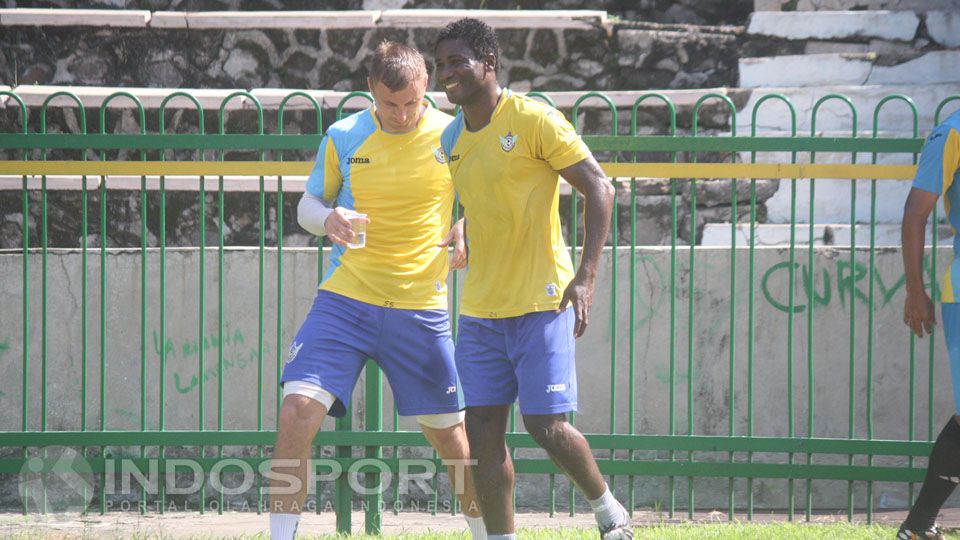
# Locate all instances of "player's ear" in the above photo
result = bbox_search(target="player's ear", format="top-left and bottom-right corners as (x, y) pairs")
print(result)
(482, 54), (497, 75)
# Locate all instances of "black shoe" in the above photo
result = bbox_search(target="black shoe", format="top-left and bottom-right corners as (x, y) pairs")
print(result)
(897, 523), (946, 540)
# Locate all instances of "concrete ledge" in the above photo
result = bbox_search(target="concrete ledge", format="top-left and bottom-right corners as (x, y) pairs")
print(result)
(9, 86), (734, 112)
(740, 53), (876, 88)
(379, 9), (606, 29)
(925, 11), (960, 49)
(7, 86), (249, 110)
(149, 11), (379, 29)
(736, 83), (960, 134)
(702, 222), (950, 246)
(0, 8), (150, 27)
(747, 11), (920, 41)
(0, 8), (606, 30)
(741, 51), (960, 88)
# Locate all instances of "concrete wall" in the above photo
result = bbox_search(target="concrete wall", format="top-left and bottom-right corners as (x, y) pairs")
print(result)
(0, 245), (955, 510)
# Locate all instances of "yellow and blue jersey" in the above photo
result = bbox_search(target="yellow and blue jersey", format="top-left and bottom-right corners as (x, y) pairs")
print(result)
(440, 90), (592, 318)
(912, 109), (960, 303)
(306, 105), (455, 310)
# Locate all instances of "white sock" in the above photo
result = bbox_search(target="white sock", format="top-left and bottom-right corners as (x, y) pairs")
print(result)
(488, 535), (515, 540)
(270, 512), (300, 540)
(465, 514), (487, 539)
(588, 484), (628, 528)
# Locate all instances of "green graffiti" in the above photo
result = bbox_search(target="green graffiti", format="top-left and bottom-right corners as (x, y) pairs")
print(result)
(173, 347), (258, 395)
(152, 327), (245, 360)
(761, 255), (937, 314)
(0, 341), (9, 358)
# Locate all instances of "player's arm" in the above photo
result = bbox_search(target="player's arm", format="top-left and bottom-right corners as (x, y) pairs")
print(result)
(297, 135), (369, 247)
(902, 126), (960, 337)
(558, 156), (615, 338)
(902, 188), (939, 337)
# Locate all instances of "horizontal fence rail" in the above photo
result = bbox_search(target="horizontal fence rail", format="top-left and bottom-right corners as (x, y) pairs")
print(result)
(1, 89), (959, 533)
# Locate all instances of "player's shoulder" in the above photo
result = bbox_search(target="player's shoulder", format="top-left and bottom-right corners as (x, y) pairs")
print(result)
(325, 109), (376, 142)
(939, 110), (960, 137)
(504, 92), (572, 135)
(440, 112), (466, 153)
(421, 107), (455, 134)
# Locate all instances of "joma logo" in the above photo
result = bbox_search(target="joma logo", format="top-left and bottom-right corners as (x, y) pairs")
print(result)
(348, 157), (370, 164)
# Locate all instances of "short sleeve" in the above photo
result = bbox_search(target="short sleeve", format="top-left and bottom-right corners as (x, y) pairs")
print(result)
(913, 126), (960, 196)
(537, 107), (592, 171)
(305, 136), (342, 201)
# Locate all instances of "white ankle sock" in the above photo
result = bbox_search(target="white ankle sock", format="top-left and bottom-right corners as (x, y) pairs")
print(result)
(270, 512), (300, 540)
(465, 514), (487, 539)
(488, 535), (516, 540)
(588, 484), (628, 528)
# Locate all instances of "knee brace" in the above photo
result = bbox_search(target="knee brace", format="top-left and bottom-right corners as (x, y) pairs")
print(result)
(416, 411), (465, 430)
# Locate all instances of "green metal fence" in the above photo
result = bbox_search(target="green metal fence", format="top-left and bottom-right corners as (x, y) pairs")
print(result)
(0, 89), (957, 533)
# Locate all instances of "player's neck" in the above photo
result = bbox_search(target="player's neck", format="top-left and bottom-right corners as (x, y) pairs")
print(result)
(462, 86), (502, 132)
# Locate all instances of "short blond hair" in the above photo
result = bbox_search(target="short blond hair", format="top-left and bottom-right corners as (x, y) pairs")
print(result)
(368, 41), (428, 92)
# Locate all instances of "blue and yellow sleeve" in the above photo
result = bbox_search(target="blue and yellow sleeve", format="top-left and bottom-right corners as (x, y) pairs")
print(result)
(913, 127), (960, 196)
(305, 136), (342, 201)
(536, 108), (591, 171)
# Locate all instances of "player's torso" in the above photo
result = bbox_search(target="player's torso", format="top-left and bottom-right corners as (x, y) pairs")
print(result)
(323, 109), (454, 309)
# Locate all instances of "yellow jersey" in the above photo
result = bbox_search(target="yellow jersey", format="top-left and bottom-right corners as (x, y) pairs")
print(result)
(306, 105), (455, 309)
(440, 90), (591, 318)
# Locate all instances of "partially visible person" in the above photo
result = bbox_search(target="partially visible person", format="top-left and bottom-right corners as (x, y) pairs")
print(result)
(434, 18), (632, 540)
(269, 41), (484, 540)
(897, 110), (960, 540)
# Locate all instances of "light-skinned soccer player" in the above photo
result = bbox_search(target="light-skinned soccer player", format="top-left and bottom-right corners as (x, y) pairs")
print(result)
(897, 110), (960, 540)
(268, 41), (485, 540)
(434, 18), (633, 540)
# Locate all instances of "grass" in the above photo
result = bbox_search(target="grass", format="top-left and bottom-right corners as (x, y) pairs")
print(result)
(3, 523), (960, 539)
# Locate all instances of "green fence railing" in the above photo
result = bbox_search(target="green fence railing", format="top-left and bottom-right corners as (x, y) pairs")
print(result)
(0, 89), (958, 533)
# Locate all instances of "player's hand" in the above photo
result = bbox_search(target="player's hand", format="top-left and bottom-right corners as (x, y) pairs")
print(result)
(904, 290), (936, 338)
(324, 207), (369, 247)
(438, 219), (467, 270)
(558, 273), (595, 338)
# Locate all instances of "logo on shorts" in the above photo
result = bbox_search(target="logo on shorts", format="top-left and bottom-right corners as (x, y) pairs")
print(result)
(546, 383), (567, 394)
(433, 147), (447, 164)
(445, 386), (457, 395)
(545, 283), (558, 297)
(499, 132), (518, 152)
(286, 341), (303, 364)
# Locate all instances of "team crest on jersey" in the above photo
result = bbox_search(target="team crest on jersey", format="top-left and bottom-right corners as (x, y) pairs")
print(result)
(499, 132), (518, 152)
(286, 341), (303, 364)
(433, 147), (447, 164)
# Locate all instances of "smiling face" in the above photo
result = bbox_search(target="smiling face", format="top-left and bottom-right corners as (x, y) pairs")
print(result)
(434, 38), (496, 107)
(368, 75), (427, 133)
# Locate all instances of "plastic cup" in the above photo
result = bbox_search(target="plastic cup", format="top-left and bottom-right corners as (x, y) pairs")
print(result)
(346, 213), (367, 249)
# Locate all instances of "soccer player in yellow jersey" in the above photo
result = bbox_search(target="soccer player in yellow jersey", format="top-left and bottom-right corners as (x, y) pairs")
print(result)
(268, 42), (485, 540)
(896, 110), (960, 540)
(435, 19), (633, 540)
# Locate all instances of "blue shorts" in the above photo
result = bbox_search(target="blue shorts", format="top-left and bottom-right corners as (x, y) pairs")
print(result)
(455, 309), (577, 415)
(944, 303), (960, 414)
(281, 290), (463, 418)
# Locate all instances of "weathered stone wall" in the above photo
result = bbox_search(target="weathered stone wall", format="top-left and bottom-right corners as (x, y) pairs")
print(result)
(0, 23), (742, 92)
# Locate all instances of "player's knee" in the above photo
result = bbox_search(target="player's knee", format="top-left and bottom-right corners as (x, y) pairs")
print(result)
(416, 411), (465, 430)
(279, 381), (334, 428)
(524, 415), (566, 447)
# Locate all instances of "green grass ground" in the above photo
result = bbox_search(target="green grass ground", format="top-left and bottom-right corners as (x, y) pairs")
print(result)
(3, 524), (960, 539)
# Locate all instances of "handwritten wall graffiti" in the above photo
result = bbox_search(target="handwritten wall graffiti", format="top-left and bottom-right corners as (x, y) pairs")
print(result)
(760, 256), (939, 314)
(150, 326), (261, 395)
